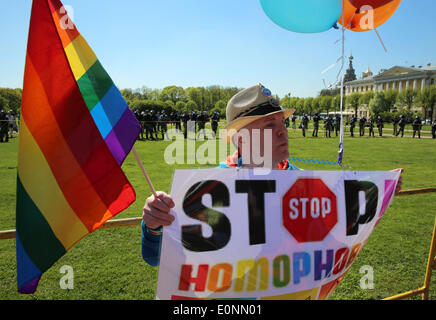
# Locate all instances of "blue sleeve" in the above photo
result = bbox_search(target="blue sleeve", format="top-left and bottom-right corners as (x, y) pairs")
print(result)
(141, 220), (163, 267)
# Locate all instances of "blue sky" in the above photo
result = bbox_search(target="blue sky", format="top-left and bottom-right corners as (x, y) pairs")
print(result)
(1, 0), (435, 98)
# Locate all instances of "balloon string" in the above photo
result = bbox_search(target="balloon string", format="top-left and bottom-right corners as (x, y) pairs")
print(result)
(374, 27), (388, 52)
(289, 157), (339, 166)
(338, 0), (345, 167)
(288, 157), (356, 172)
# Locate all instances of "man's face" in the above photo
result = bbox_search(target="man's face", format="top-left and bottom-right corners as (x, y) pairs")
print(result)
(238, 112), (289, 167)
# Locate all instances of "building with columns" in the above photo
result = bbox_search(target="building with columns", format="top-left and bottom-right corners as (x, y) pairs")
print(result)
(343, 55), (436, 118)
(345, 61), (436, 96)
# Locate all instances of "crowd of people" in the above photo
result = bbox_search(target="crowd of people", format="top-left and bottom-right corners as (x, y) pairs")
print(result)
(290, 113), (436, 139)
(133, 110), (221, 140)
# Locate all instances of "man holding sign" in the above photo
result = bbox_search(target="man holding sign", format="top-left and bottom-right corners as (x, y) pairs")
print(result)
(140, 84), (403, 299)
(141, 84), (300, 265)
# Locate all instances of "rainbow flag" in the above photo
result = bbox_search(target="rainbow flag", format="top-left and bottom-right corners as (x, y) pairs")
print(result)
(16, 0), (141, 293)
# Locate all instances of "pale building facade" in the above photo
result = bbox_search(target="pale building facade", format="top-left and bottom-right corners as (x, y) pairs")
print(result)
(342, 56), (436, 119)
(346, 65), (436, 95)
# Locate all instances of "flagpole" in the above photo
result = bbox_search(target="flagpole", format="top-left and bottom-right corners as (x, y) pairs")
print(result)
(131, 146), (158, 198)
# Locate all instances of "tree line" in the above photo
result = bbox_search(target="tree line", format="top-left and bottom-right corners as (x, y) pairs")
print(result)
(121, 85), (245, 117)
(1, 84), (435, 122)
(0, 86), (245, 118)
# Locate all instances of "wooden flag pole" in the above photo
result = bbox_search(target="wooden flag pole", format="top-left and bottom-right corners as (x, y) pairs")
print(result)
(132, 146), (158, 198)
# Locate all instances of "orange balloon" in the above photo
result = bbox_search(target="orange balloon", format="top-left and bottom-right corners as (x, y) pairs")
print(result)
(338, 0), (401, 32)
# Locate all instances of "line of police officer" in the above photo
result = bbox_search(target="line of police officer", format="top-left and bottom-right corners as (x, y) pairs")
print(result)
(348, 114), (385, 137)
(134, 110), (221, 140)
(295, 113), (341, 138)
(291, 113), (435, 139)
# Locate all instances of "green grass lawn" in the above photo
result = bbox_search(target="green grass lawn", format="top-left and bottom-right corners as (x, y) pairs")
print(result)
(0, 126), (435, 300)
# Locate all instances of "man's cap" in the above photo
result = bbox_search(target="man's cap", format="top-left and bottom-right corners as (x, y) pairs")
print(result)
(221, 83), (295, 142)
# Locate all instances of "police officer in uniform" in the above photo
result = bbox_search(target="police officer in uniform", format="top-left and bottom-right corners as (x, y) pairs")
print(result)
(393, 115), (399, 136)
(396, 115), (406, 138)
(334, 114), (341, 137)
(135, 111), (144, 140)
(175, 112), (181, 132)
(144, 111), (155, 140)
(432, 119), (436, 139)
(160, 111), (168, 140)
(359, 116), (367, 136)
(324, 114), (333, 138)
(0, 110), (9, 143)
(181, 110), (190, 139)
(368, 116), (375, 137)
(191, 111), (198, 137)
(211, 111), (220, 138)
(151, 110), (158, 138)
(349, 114), (357, 137)
(377, 116), (384, 137)
(312, 113), (320, 137)
(412, 115), (422, 139)
(291, 115), (297, 129)
(197, 111), (207, 140)
(301, 114), (309, 137)
(156, 111), (161, 133)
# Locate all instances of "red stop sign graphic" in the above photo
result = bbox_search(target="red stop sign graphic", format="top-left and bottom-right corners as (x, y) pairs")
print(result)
(282, 178), (338, 242)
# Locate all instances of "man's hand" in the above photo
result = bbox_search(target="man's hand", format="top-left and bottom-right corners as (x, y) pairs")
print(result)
(142, 191), (175, 230)
(392, 168), (404, 195)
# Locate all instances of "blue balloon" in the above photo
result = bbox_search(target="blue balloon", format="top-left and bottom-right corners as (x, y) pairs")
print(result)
(260, 0), (342, 33)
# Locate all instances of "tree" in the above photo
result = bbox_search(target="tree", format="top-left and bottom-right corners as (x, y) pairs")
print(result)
(319, 96), (333, 114)
(129, 99), (167, 113)
(384, 89), (398, 112)
(140, 86), (153, 99)
(149, 89), (161, 101)
(303, 97), (314, 115)
(0, 88), (22, 113)
(185, 87), (202, 109)
(163, 100), (175, 112)
(417, 85), (436, 121)
(295, 98), (305, 115)
(175, 101), (187, 113)
(207, 85), (224, 108)
(369, 92), (389, 116)
(346, 93), (361, 115)
(319, 88), (340, 97)
(280, 96), (291, 109)
(312, 97), (322, 115)
(186, 100), (198, 112)
(121, 88), (134, 101)
(215, 100), (227, 115)
(0, 96), (9, 111)
(359, 91), (374, 106)
(160, 86), (187, 106)
(331, 94), (341, 113)
(398, 88), (418, 110)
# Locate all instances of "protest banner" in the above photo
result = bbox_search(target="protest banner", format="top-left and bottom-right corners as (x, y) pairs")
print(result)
(156, 169), (400, 300)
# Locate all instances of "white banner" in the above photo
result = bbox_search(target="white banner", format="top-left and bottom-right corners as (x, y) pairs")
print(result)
(156, 169), (400, 300)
